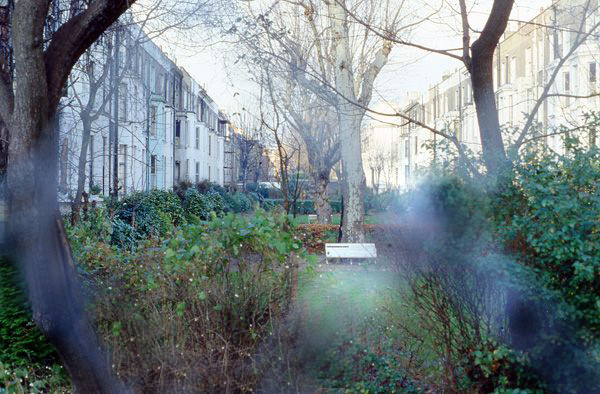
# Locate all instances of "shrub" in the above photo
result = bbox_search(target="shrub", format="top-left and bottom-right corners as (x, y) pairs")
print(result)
(0, 362), (70, 392)
(111, 190), (184, 246)
(492, 140), (600, 336)
(318, 340), (420, 393)
(183, 188), (225, 220)
(223, 191), (253, 213)
(79, 210), (306, 392)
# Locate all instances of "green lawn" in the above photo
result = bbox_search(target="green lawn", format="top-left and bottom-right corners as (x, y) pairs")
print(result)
(292, 213), (379, 225)
(294, 265), (434, 391)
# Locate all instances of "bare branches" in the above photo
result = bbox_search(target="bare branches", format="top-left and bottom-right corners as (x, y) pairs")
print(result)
(457, 0), (471, 70)
(513, 0), (600, 152)
(358, 39), (391, 107)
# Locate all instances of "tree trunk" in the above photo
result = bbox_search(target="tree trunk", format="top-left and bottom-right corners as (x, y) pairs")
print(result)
(339, 110), (366, 242)
(470, 49), (507, 177)
(469, 0), (514, 178)
(6, 114), (125, 393)
(313, 172), (332, 224)
(328, 0), (367, 242)
(71, 117), (92, 225)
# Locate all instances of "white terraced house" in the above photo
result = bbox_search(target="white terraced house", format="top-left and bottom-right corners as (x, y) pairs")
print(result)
(56, 20), (230, 204)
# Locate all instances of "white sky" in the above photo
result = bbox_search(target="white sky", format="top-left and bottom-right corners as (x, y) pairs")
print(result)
(159, 0), (553, 115)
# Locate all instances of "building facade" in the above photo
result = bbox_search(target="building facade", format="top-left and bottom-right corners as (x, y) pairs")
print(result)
(57, 22), (229, 203)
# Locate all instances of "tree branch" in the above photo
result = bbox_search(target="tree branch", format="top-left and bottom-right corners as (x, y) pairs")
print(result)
(358, 40), (391, 107)
(44, 0), (137, 110)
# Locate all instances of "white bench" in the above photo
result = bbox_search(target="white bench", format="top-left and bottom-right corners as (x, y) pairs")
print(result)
(325, 243), (377, 264)
(307, 214), (318, 223)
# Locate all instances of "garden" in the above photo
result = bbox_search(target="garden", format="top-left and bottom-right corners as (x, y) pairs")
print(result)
(1, 137), (599, 393)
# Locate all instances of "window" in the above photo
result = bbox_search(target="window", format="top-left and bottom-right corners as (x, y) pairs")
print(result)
(510, 57), (517, 83)
(208, 135), (212, 156)
(564, 71), (570, 92)
(504, 56), (509, 84)
(175, 120), (181, 147)
(185, 120), (190, 147)
(150, 155), (157, 188)
(150, 105), (157, 136)
(553, 30), (562, 60)
(405, 165), (410, 181)
(89, 135), (94, 188)
(195, 162), (200, 183)
(185, 159), (189, 181)
(208, 165), (211, 182)
(103, 137), (107, 194)
(118, 83), (127, 122)
(195, 127), (200, 149)
(162, 155), (166, 186)
(60, 139), (69, 189)
(590, 62), (597, 83)
(404, 139), (409, 158)
(414, 136), (418, 154)
(119, 144), (128, 194)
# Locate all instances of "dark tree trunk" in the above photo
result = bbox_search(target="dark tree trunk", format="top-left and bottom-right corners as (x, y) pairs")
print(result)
(71, 117), (92, 225)
(469, 0), (514, 178)
(313, 171), (332, 224)
(6, 117), (124, 393)
(470, 48), (507, 177)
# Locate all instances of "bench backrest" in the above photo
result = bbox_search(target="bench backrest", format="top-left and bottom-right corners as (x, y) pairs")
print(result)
(325, 243), (377, 259)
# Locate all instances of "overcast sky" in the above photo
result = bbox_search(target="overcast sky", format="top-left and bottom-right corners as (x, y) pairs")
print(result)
(158, 0), (553, 116)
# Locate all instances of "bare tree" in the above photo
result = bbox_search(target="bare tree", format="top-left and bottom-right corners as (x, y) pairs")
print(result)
(278, 79), (339, 223)
(234, 0), (414, 240)
(346, 0), (600, 178)
(231, 110), (265, 190)
(0, 2), (139, 390)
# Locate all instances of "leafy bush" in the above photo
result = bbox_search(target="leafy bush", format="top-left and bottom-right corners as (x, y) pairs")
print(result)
(492, 140), (600, 336)
(183, 188), (225, 220)
(318, 340), (420, 393)
(78, 210), (307, 392)
(223, 191), (254, 213)
(387, 139), (600, 392)
(0, 362), (70, 393)
(111, 190), (184, 246)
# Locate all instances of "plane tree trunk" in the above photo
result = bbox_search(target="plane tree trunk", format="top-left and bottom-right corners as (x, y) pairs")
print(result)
(313, 170), (333, 224)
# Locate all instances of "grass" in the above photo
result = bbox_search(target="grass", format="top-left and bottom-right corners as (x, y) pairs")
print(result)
(292, 213), (379, 225)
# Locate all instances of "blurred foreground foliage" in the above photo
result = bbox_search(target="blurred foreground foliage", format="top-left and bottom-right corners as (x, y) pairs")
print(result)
(386, 133), (600, 392)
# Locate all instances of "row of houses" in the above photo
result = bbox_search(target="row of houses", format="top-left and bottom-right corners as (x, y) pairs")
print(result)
(57, 21), (233, 202)
(363, 0), (600, 192)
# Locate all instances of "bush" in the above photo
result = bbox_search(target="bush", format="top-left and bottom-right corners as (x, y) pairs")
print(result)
(0, 362), (70, 392)
(223, 191), (253, 213)
(78, 210), (305, 392)
(111, 190), (184, 247)
(492, 140), (600, 336)
(183, 188), (225, 220)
